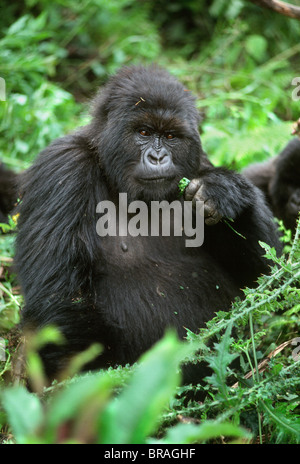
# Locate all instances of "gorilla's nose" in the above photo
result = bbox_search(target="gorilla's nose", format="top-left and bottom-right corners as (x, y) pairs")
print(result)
(146, 148), (171, 167)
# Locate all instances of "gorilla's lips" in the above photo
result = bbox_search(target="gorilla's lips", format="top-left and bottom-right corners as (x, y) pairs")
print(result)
(139, 175), (175, 183)
(138, 169), (176, 184)
(136, 174), (178, 201)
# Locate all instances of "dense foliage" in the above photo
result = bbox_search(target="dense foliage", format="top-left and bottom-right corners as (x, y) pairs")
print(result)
(0, 0), (299, 444)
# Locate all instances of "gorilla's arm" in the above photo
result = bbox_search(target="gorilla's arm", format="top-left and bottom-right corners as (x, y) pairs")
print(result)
(15, 131), (101, 305)
(185, 167), (282, 287)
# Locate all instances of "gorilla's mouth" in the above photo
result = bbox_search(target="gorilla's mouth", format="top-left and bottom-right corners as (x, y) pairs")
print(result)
(139, 175), (175, 183)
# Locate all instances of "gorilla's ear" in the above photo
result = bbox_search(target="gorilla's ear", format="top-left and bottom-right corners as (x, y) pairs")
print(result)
(185, 98), (202, 133)
(90, 90), (111, 125)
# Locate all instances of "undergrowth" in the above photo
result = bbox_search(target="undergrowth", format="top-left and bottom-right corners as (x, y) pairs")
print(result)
(0, 0), (299, 445)
(0, 218), (299, 444)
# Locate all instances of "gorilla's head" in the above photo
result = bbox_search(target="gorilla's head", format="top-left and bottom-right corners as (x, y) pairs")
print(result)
(270, 139), (300, 230)
(88, 66), (205, 202)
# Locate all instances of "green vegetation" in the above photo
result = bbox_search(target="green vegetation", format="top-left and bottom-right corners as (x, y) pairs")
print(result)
(178, 177), (191, 196)
(0, 0), (299, 444)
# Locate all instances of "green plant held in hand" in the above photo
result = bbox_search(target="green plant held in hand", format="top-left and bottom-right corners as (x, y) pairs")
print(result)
(178, 177), (191, 196)
(178, 177), (245, 238)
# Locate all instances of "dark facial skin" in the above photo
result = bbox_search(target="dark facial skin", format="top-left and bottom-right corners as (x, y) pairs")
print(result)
(131, 126), (182, 202)
(135, 129), (175, 176)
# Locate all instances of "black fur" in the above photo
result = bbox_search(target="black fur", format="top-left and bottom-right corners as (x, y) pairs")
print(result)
(16, 66), (282, 380)
(243, 139), (300, 231)
(0, 163), (18, 224)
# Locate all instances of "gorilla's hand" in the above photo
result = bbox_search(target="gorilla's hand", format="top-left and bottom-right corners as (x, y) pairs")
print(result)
(184, 178), (222, 226)
(184, 169), (256, 226)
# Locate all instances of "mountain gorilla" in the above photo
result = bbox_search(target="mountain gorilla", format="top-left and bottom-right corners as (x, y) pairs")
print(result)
(16, 66), (282, 381)
(243, 138), (300, 232)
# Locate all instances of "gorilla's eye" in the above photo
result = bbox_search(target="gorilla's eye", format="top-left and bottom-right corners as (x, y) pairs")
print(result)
(139, 129), (151, 137)
(166, 133), (175, 140)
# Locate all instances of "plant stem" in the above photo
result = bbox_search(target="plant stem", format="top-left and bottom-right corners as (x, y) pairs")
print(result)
(249, 312), (263, 444)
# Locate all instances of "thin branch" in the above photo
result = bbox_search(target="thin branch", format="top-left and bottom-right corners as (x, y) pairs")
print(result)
(248, 0), (300, 19)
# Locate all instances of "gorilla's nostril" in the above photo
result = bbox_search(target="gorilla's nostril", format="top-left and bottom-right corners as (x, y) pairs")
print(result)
(147, 151), (170, 166)
(148, 153), (159, 165)
(159, 153), (169, 164)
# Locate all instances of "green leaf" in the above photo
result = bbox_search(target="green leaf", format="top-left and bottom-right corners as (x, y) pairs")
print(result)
(151, 421), (251, 444)
(178, 177), (191, 196)
(100, 331), (192, 444)
(204, 323), (238, 400)
(27, 325), (65, 351)
(1, 387), (44, 443)
(45, 372), (117, 441)
(245, 35), (267, 62)
(261, 400), (300, 443)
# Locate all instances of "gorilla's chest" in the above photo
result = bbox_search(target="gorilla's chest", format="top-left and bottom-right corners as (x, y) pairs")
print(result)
(97, 232), (201, 273)
(95, 233), (239, 335)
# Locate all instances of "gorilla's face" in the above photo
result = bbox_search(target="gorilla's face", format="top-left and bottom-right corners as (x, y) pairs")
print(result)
(91, 66), (203, 202)
(122, 107), (202, 202)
